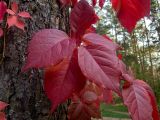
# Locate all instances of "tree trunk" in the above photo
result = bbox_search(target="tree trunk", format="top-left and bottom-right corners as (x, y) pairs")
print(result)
(0, 0), (69, 120)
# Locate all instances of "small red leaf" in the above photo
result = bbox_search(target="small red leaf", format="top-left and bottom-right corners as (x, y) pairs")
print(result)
(0, 1), (7, 22)
(68, 94), (101, 120)
(11, 2), (18, 13)
(7, 15), (25, 30)
(22, 29), (76, 71)
(122, 80), (153, 120)
(18, 11), (31, 18)
(111, 0), (150, 32)
(0, 28), (3, 37)
(15, 19), (25, 30)
(70, 0), (98, 40)
(6, 9), (15, 15)
(78, 44), (121, 93)
(44, 50), (86, 111)
(117, 54), (122, 60)
(7, 15), (18, 28)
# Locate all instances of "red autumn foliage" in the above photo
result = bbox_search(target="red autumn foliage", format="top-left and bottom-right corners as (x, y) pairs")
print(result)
(22, 29), (76, 71)
(122, 80), (159, 120)
(68, 83), (101, 120)
(111, 0), (150, 32)
(0, 1), (7, 22)
(22, 0), (159, 120)
(70, 0), (98, 40)
(6, 2), (31, 30)
(44, 50), (86, 111)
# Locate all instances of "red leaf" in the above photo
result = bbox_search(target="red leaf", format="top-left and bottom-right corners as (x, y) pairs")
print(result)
(117, 54), (122, 60)
(22, 29), (76, 71)
(134, 80), (159, 120)
(0, 1), (7, 22)
(7, 15), (18, 28)
(78, 44), (121, 93)
(0, 101), (8, 110)
(44, 50), (86, 111)
(111, 0), (150, 32)
(0, 28), (3, 37)
(83, 33), (119, 52)
(7, 15), (25, 30)
(11, 2), (18, 13)
(15, 19), (25, 30)
(68, 94), (101, 120)
(99, 0), (105, 8)
(6, 9), (15, 15)
(70, 0), (98, 40)
(18, 11), (31, 18)
(122, 80), (153, 120)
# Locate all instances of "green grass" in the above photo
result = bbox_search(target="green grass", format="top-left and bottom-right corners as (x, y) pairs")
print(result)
(101, 110), (130, 118)
(101, 103), (130, 118)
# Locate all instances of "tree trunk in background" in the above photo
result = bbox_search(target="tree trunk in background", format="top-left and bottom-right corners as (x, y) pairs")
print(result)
(0, 0), (69, 119)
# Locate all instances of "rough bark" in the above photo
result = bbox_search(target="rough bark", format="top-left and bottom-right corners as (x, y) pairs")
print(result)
(0, 0), (69, 120)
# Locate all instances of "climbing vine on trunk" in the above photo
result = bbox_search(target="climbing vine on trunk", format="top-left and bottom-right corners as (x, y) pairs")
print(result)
(0, 0), (159, 120)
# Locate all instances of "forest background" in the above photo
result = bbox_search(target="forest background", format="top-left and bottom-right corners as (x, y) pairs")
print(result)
(95, 0), (160, 106)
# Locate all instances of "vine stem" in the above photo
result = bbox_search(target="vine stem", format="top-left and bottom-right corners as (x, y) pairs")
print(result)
(0, 0), (11, 64)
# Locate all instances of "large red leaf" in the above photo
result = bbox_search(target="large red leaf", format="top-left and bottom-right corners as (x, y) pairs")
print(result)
(70, 0), (98, 40)
(83, 33), (120, 53)
(0, 1), (7, 22)
(22, 29), (76, 71)
(44, 50), (86, 111)
(78, 44), (121, 93)
(122, 80), (153, 120)
(111, 0), (150, 32)
(134, 80), (159, 120)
